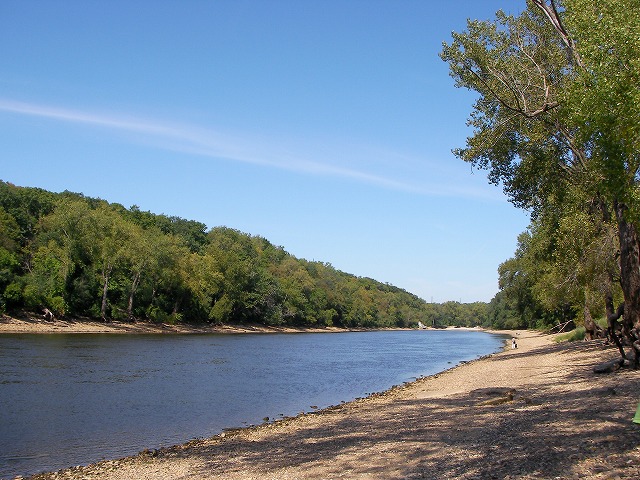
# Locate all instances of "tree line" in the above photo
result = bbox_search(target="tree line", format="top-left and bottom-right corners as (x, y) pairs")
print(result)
(0, 180), (488, 328)
(441, 0), (639, 363)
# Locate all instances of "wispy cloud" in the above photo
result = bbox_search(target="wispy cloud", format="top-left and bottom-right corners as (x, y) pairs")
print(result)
(0, 98), (501, 199)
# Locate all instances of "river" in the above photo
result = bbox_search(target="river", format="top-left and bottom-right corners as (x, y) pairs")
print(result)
(0, 329), (505, 478)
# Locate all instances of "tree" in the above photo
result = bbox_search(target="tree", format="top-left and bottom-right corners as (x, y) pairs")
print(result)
(562, 0), (640, 358)
(123, 225), (150, 319)
(1, 182), (446, 328)
(441, 0), (640, 363)
(121, 224), (182, 320)
(496, 243), (546, 329)
(32, 199), (132, 319)
(440, 3), (574, 215)
(0, 207), (22, 310)
(27, 199), (94, 315)
(0, 181), (56, 245)
(529, 189), (621, 337)
(539, 0), (640, 358)
(127, 206), (208, 253)
(92, 205), (133, 320)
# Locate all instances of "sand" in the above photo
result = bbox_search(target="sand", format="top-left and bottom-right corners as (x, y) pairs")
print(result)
(0, 314), (348, 335)
(3, 320), (637, 479)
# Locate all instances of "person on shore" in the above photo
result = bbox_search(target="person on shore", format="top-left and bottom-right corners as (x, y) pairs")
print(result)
(512, 338), (518, 349)
(43, 308), (55, 322)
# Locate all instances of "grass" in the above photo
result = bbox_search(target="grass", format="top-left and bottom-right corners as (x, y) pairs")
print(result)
(553, 326), (586, 342)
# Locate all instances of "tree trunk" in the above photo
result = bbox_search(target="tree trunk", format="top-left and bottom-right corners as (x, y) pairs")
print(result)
(127, 272), (141, 319)
(614, 201), (640, 367)
(101, 264), (113, 321)
(101, 274), (110, 320)
(583, 304), (603, 340)
(605, 291), (626, 360)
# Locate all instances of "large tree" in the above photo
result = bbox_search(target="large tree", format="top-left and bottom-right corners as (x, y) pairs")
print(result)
(441, 0), (640, 362)
(562, 0), (640, 357)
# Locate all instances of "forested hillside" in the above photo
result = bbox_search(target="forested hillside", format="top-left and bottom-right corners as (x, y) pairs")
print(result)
(0, 181), (487, 328)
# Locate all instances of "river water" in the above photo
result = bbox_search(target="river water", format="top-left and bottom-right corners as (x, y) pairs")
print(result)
(0, 329), (505, 478)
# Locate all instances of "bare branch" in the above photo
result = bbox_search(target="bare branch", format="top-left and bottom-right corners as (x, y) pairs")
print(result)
(463, 62), (559, 119)
(531, 0), (584, 67)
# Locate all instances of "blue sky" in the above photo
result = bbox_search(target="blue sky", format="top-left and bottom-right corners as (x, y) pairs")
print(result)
(0, 0), (529, 303)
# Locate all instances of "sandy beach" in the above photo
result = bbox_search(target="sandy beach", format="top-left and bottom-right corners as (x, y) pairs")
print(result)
(0, 314), (348, 335)
(3, 319), (637, 479)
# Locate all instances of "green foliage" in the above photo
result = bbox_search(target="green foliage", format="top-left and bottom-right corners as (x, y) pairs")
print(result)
(127, 205), (208, 253)
(2, 281), (23, 310)
(554, 326), (586, 343)
(563, 0), (640, 206)
(0, 180), (56, 244)
(440, 5), (572, 215)
(22, 284), (42, 310)
(2, 180), (488, 329)
(0, 247), (18, 289)
(441, 1), (640, 335)
(48, 296), (68, 316)
(146, 305), (170, 324)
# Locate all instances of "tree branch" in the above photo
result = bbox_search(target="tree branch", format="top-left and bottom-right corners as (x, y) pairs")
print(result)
(531, 0), (584, 67)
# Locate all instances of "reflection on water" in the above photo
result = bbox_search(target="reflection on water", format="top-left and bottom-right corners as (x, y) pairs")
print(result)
(0, 330), (504, 478)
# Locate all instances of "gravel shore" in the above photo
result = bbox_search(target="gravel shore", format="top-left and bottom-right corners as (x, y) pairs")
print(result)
(16, 328), (640, 479)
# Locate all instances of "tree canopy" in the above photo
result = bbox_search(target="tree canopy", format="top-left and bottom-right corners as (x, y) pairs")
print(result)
(0, 180), (485, 329)
(442, 0), (640, 361)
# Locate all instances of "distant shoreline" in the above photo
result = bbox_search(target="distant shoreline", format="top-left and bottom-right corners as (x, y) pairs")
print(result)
(0, 313), (487, 335)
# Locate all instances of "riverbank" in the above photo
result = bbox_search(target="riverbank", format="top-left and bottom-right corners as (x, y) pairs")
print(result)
(0, 313), (478, 335)
(24, 330), (640, 480)
(0, 314), (350, 335)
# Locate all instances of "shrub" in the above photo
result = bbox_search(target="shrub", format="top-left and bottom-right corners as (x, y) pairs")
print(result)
(47, 295), (67, 316)
(3, 281), (24, 307)
(146, 305), (169, 324)
(22, 284), (42, 309)
(554, 326), (586, 342)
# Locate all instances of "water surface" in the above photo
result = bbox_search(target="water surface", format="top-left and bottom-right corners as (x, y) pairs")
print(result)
(0, 329), (505, 478)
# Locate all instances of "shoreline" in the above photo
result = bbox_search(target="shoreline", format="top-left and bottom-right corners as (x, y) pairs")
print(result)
(0, 314), (357, 335)
(0, 313), (483, 335)
(23, 329), (640, 479)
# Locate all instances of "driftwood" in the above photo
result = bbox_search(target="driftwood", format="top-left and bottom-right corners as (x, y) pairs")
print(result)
(593, 358), (623, 374)
(473, 388), (516, 406)
(593, 347), (638, 373)
(549, 320), (575, 334)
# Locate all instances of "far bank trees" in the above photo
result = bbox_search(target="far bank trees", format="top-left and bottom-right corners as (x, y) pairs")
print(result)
(1, 181), (488, 329)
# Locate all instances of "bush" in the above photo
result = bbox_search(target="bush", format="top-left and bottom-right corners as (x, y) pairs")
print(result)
(22, 284), (42, 309)
(47, 295), (67, 316)
(146, 305), (169, 324)
(3, 281), (23, 307)
(595, 316), (609, 329)
(554, 326), (586, 342)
